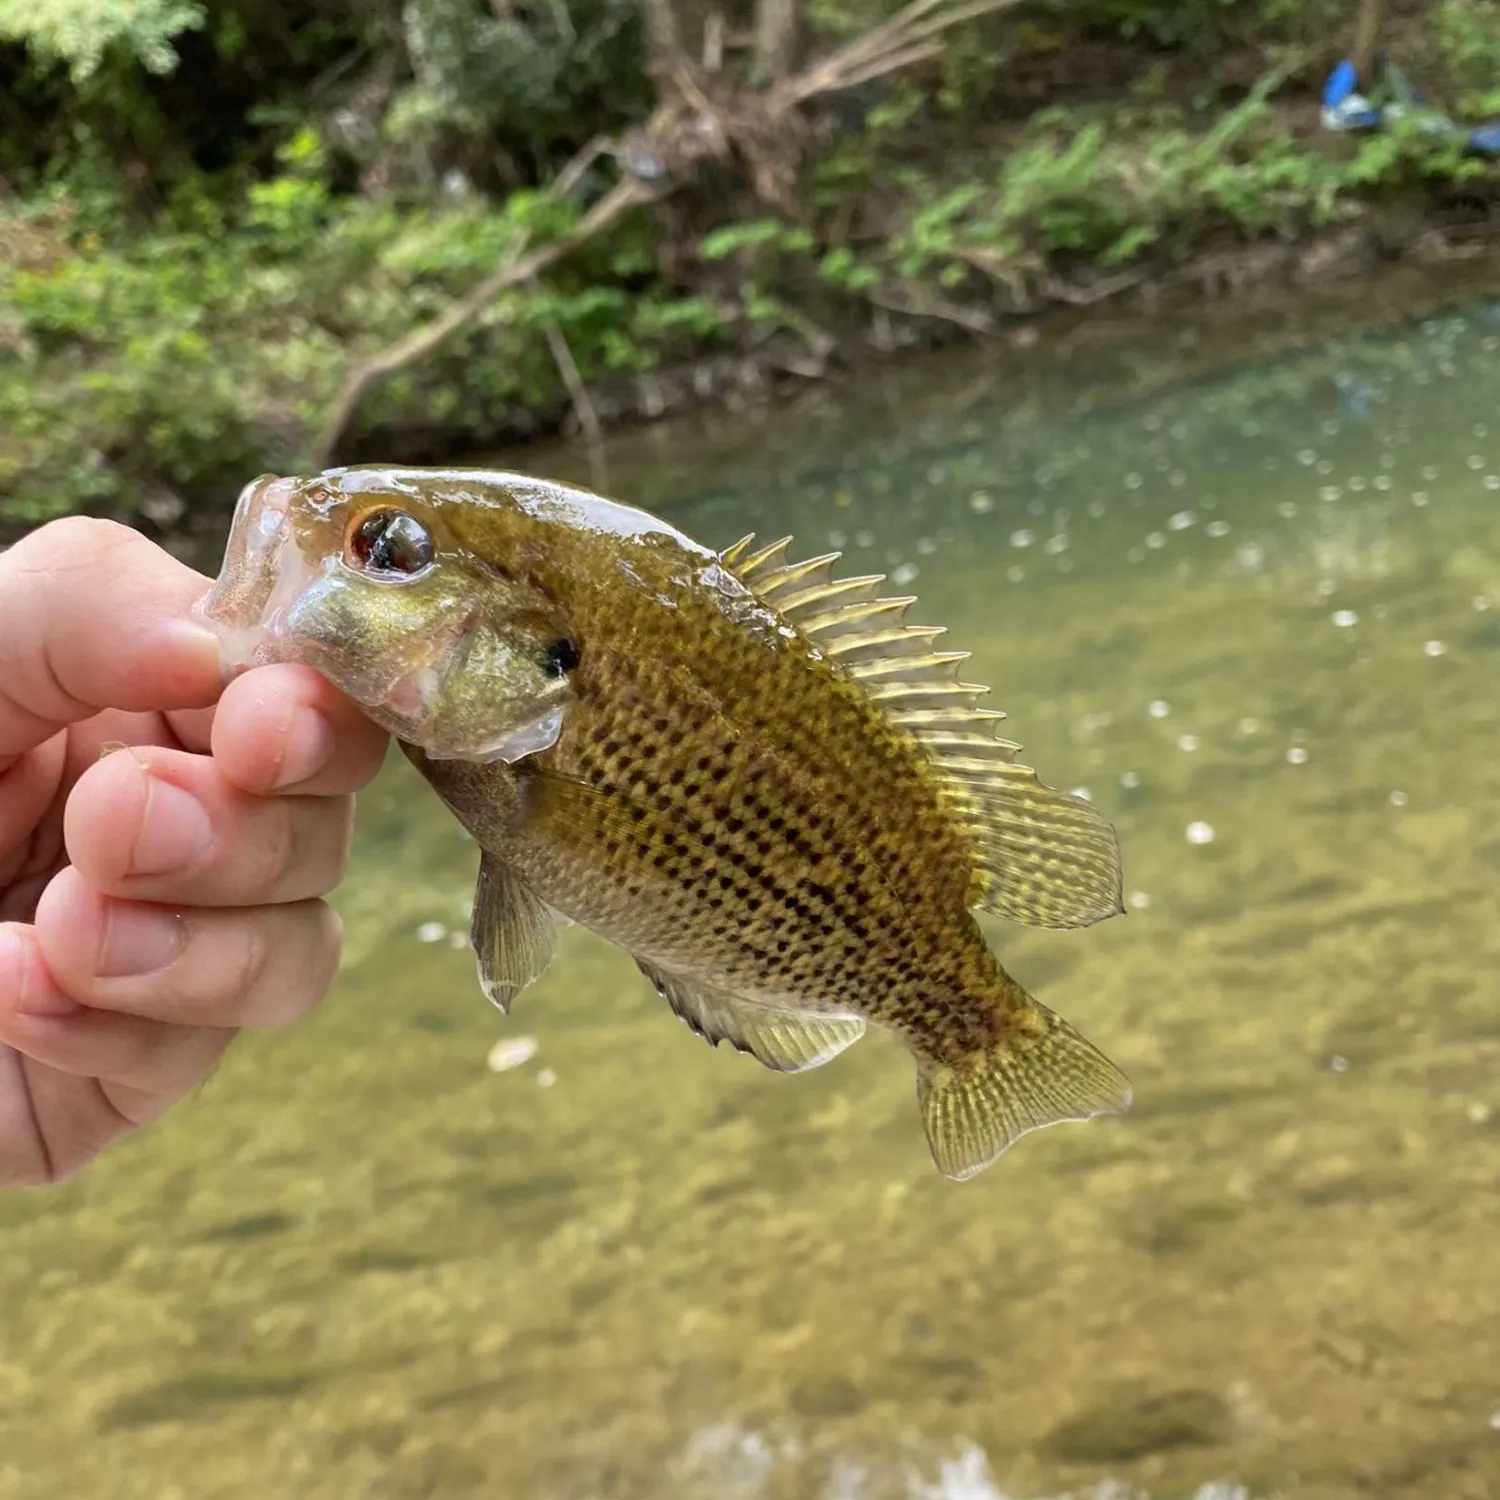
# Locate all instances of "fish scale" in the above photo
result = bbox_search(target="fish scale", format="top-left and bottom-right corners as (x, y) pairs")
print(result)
(204, 465), (1134, 1180)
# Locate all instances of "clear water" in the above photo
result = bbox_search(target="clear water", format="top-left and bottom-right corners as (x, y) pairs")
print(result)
(4, 297), (1500, 1500)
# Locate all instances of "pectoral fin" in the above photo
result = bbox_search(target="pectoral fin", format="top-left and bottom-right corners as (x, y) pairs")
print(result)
(471, 854), (556, 1013)
(637, 961), (865, 1073)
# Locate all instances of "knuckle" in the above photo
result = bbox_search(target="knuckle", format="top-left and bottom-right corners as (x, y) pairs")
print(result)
(11, 516), (135, 578)
(241, 799), (302, 897)
(214, 914), (273, 1002)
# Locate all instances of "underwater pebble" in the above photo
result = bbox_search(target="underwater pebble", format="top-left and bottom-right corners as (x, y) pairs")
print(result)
(416, 921), (448, 944)
(1390, 790), (1408, 807)
(1148, 699), (1171, 719)
(1009, 528), (1033, 548)
(1277, 501), (1297, 519)
(1205, 519), (1230, 538)
(1424, 639), (1446, 657)
(1145, 531), (1166, 549)
(537, 1068), (557, 1088)
(1006, 565), (1025, 583)
(1330, 1054), (1350, 1073)
(1167, 510), (1195, 531)
(1185, 821), (1215, 845)
(487, 1035), (539, 1073)
(890, 562), (919, 586)
(967, 491), (993, 514)
(1238, 717), (1260, 735)
(1128, 890), (1150, 910)
(1466, 1101), (1491, 1125)
(1177, 734), (1199, 752)
(1319, 486), (1342, 503)
(448, 930), (468, 950)
(1120, 771), (1141, 790)
(1332, 609), (1358, 627)
(1476, 595), (1492, 611)
(1286, 747), (1309, 765)
(1412, 491), (1429, 507)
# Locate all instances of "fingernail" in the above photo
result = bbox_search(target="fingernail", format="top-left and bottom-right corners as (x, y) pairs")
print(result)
(131, 774), (213, 876)
(97, 902), (185, 977)
(276, 708), (335, 788)
(0, 925), (81, 1017)
(164, 617), (225, 686)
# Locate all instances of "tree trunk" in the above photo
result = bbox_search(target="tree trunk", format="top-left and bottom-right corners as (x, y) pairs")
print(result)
(640, 0), (684, 67)
(751, 0), (802, 84)
(1350, 0), (1382, 81)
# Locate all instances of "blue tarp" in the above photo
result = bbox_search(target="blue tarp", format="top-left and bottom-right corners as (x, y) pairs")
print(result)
(1321, 57), (1500, 156)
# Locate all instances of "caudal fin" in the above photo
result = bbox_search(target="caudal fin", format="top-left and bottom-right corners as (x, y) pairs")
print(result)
(916, 999), (1131, 1180)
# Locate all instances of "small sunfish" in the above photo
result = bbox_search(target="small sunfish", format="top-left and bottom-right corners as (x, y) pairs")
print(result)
(202, 465), (1132, 1179)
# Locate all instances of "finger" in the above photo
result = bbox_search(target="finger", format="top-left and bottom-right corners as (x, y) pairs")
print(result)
(209, 664), (390, 797)
(34, 869), (343, 1030)
(0, 737), (66, 889)
(0, 517), (221, 758)
(0, 1043), (137, 1186)
(0, 923), (234, 1130)
(64, 745), (355, 906)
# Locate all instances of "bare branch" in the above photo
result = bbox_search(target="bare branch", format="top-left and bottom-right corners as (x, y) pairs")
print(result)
(773, 0), (1023, 110)
(537, 285), (607, 490)
(312, 175), (657, 466)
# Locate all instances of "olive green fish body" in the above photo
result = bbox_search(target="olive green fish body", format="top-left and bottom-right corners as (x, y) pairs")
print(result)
(412, 555), (1008, 1063)
(203, 466), (1133, 1178)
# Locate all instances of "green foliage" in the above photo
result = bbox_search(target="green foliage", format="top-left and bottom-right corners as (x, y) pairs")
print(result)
(390, 0), (650, 174)
(1436, 0), (1500, 116)
(0, 0), (203, 79)
(0, 0), (1497, 531)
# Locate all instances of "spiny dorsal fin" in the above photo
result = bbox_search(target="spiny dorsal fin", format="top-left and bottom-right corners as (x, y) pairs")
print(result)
(719, 533), (1124, 930)
(637, 960), (865, 1072)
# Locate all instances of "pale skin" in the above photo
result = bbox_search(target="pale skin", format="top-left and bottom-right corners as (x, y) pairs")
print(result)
(0, 517), (389, 1187)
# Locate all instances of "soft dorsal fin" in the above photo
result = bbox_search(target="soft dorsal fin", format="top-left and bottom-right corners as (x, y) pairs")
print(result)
(718, 533), (1124, 930)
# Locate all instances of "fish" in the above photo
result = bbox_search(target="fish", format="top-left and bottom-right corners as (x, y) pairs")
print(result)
(201, 465), (1131, 1179)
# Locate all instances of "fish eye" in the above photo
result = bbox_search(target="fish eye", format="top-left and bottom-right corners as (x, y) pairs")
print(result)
(540, 639), (581, 678)
(346, 508), (434, 578)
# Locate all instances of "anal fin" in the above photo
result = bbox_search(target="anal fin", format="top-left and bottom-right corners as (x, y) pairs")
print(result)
(917, 998), (1131, 1180)
(637, 961), (865, 1073)
(471, 853), (557, 1013)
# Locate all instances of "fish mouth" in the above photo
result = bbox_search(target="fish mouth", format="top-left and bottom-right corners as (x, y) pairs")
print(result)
(198, 473), (311, 679)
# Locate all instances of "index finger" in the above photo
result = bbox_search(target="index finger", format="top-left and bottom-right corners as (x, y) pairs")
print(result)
(0, 518), (222, 759)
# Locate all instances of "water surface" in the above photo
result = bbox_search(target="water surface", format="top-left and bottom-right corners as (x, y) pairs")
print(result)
(3, 297), (1499, 1500)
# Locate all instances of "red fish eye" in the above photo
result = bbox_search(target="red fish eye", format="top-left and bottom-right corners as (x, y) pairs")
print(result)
(346, 509), (434, 577)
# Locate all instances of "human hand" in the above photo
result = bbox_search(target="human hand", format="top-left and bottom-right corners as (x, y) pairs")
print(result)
(0, 518), (389, 1186)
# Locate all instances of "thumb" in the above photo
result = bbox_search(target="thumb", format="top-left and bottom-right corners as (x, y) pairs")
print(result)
(0, 518), (223, 761)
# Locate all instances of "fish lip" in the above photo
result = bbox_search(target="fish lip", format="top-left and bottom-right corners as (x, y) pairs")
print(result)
(197, 473), (312, 680)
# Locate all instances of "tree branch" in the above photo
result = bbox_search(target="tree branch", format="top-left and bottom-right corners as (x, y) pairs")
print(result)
(311, 175), (657, 466)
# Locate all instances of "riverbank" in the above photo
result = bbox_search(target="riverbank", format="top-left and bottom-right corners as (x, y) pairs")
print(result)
(4, 0), (1500, 538)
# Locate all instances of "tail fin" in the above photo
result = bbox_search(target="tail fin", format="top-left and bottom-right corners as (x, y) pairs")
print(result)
(917, 998), (1131, 1181)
